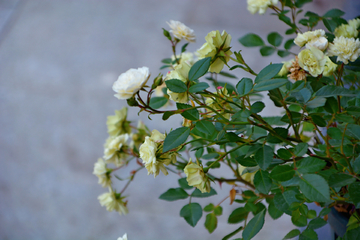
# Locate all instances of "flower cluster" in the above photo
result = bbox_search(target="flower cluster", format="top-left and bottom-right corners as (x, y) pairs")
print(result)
(139, 130), (177, 177)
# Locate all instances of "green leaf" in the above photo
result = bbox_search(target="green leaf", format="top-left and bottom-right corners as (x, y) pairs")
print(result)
(294, 143), (308, 157)
(180, 203), (203, 227)
(159, 188), (189, 201)
(347, 124), (360, 139)
(283, 229), (301, 239)
(349, 182), (360, 208)
(176, 103), (199, 121)
(255, 63), (283, 83)
(204, 203), (214, 212)
(278, 50), (291, 57)
(267, 127), (288, 143)
(296, 157), (326, 174)
(284, 39), (295, 50)
(267, 32), (283, 47)
(228, 207), (249, 224)
(181, 43), (189, 53)
(299, 174), (330, 202)
(299, 228), (318, 240)
(149, 97), (168, 109)
(178, 177), (193, 190)
(295, 0), (312, 8)
(319, 208), (331, 217)
(165, 79), (187, 93)
(251, 101), (265, 114)
(225, 132), (243, 142)
(281, 111), (302, 124)
(254, 145), (273, 170)
(239, 33), (264, 47)
(308, 218), (327, 230)
(191, 188), (217, 198)
(274, 190), (300, 215)
(270, 165), (295, 182)
(188, 57), (211, 81)
(254, 170), (272, 194)
(311, 114), (326, 127)
(205, 213), (217, 233)
(162, 28), (171, 40)
(306, 97), (326, 109)
(268, 200), (283, 219)
(260, 46), (276, 56)
(328, 173), (356, 188)
(163, 127), (190, 152)
(323, 9), (345, 18)
(222, 226), (243, 240)
(214, 206), (223, 216)
(188, 82), (209, 93)
(162, 111), (175, 120)
(195, 120), (216, 136)
(323, 18), (337, 32)
(254, 78), (288, 92)
(242, 209), (266, 240)
(291, 210), (308, 227)
(219, 71), (237, 78)
(236, 77), (253, 96)
(315, 85), (358, 97)
(343, 227), (360, 240)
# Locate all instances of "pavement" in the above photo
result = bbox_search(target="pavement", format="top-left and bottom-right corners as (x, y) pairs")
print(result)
(0, 0), (349, 239)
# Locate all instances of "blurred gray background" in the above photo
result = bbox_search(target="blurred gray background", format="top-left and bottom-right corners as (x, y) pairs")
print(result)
(0, 0), (353, 239)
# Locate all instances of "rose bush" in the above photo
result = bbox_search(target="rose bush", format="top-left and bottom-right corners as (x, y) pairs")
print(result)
(95, 0), (360, 239)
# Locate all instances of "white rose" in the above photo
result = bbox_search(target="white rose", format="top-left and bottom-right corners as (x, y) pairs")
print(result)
(112, 67), (150, 99)
(167, 20), (196, 42)
(327, 36), (360, 64)
(294, 29), (325, 47)
(118, 234), (128, 240)
(306, 36), (328, 51)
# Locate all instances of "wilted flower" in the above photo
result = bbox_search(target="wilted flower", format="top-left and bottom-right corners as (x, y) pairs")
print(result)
(197, 30), (232, 73)
(113, 67), (150, 99)
(294, 29), (326, 48)
(288, 56), (306, 81)
(117, 234), (128, 240)
(327, 36), (360, 64)
(98, 189), (128, 215)
(93, 158), (111, 188)
(104, 134), (130, 166)
(107, 108), (131, 136)
(167, 20), (196, 42)
(165, 62), (190, 103)
(323, 56), (338, 77)
(334, 18), (360, 38)
(298, 47), (326, 77)
(184, 159), (210, 193)
(247, 0), (279, 15)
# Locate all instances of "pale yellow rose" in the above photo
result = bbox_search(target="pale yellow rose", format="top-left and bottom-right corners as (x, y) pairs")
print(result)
(117, 234), (128, 240)
(327, 36), (360, 64)
(165, 62), (190, 103)
(278, 59), (295, 77)
(98, 190), (128, 215)
(197, 30), (232, 73)
(298, 47), (327, 77)
(184, 159), (210, 193)
(238, 164), (258, 185)
(103, 134), (130, 166)
(113, 67), (150, 99)
(334, 18), (360, 38)
(139, 136), (157, 165)
(150, 129), (165, 143)
(247, 0), (279, 15)
(93, 158), (111, 188)
(204, 87), (232, 119)
(106, 108), (130, 136)
(294, 29), (326, 47)
(171, 52), (196, 67)
(323, 56), (338, 77)
(167, 20), (196, 42)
